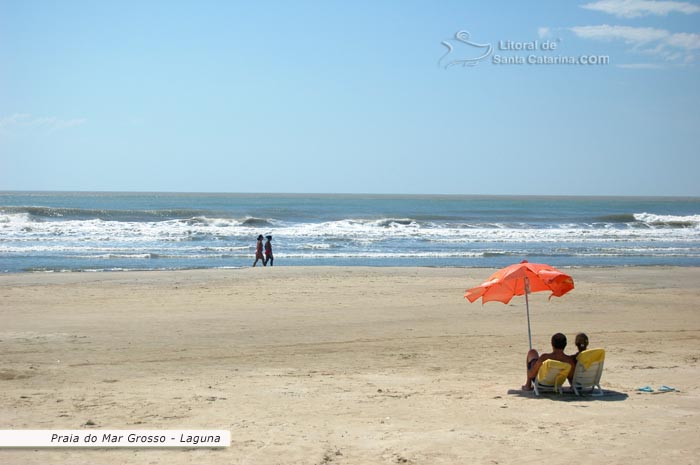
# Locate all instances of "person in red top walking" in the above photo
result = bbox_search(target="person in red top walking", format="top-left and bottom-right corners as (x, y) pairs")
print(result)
(253, 235), (265, 267)
(264, 235), (274, 266)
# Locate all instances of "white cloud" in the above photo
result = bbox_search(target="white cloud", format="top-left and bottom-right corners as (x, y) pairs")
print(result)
(582, 0), (700, 18)
(538, 27), (552, 38)
(570, 24), (669, 44)
(665, 32), (700, 49)
(616, 62), (665, 68)
(0, 113), (32, 128)
(575, 2), (700, 65)
(570, 24), (700, 64)
(0, 113), (86, 133)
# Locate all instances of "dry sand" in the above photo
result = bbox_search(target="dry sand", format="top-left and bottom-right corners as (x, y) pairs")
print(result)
(1, 266), (699, 464)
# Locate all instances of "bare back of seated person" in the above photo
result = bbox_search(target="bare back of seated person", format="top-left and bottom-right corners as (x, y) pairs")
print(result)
(523, 332), (576, 391)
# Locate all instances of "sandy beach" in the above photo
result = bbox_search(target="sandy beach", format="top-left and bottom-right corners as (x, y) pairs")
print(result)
(1, 266), (699, 464)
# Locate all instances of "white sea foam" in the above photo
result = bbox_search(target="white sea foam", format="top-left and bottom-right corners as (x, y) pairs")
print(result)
(634, 212), (700, 228)
(2, 214), (699, 246)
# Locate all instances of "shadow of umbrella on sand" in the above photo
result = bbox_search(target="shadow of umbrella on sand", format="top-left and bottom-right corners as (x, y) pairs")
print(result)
(464, 260), (575, 349)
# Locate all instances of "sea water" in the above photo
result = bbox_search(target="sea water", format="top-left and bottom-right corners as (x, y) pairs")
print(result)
(1, 192), (699, 272)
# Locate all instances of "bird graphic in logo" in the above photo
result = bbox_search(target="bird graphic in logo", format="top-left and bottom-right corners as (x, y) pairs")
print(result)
(439, 30), (493, 68)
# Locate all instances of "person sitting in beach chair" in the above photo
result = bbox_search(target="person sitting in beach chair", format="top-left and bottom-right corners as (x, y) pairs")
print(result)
(531, 359), (572, 395)
(570, 348), (605, 396)
(523, 333), (576, 392)
(570, 332), (589, 361)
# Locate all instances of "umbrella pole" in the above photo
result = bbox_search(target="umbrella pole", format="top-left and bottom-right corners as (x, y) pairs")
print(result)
(524, 277), (532, 350)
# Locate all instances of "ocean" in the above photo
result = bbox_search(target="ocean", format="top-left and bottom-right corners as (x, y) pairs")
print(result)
(1, 192), (699, 272)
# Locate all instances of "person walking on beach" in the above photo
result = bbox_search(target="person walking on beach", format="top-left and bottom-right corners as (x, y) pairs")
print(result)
(264, 235), (274, 266)
(253, 235), (266, 267)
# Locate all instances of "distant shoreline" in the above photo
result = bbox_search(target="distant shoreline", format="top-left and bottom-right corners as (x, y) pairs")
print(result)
(2, 264), (699, 279)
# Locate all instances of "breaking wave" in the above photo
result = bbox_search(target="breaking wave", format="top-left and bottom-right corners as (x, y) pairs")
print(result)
(633, 213), (700, 228)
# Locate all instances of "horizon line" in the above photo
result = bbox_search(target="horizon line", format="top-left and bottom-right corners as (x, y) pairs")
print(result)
(1, 189), (698, 200)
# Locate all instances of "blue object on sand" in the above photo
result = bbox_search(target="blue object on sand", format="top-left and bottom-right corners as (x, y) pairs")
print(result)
(637, 386), (654, 392)
(658, 385), (677, 392)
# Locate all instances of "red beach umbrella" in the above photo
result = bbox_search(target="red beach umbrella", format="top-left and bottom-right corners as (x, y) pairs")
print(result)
(464, 261), (574, 349)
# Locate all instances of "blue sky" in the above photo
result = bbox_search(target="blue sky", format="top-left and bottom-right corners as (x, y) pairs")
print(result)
(1, 0), (698, 196)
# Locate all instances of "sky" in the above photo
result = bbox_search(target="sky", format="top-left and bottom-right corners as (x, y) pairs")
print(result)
(1, 0), (699, 196)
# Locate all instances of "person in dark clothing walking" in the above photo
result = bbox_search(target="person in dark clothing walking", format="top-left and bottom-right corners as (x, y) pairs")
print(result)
(264, 235), (274, 266)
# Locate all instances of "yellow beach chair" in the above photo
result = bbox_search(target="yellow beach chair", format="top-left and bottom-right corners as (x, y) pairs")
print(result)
(571, 348), (605, 396)
(532, 359), (571, 396)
